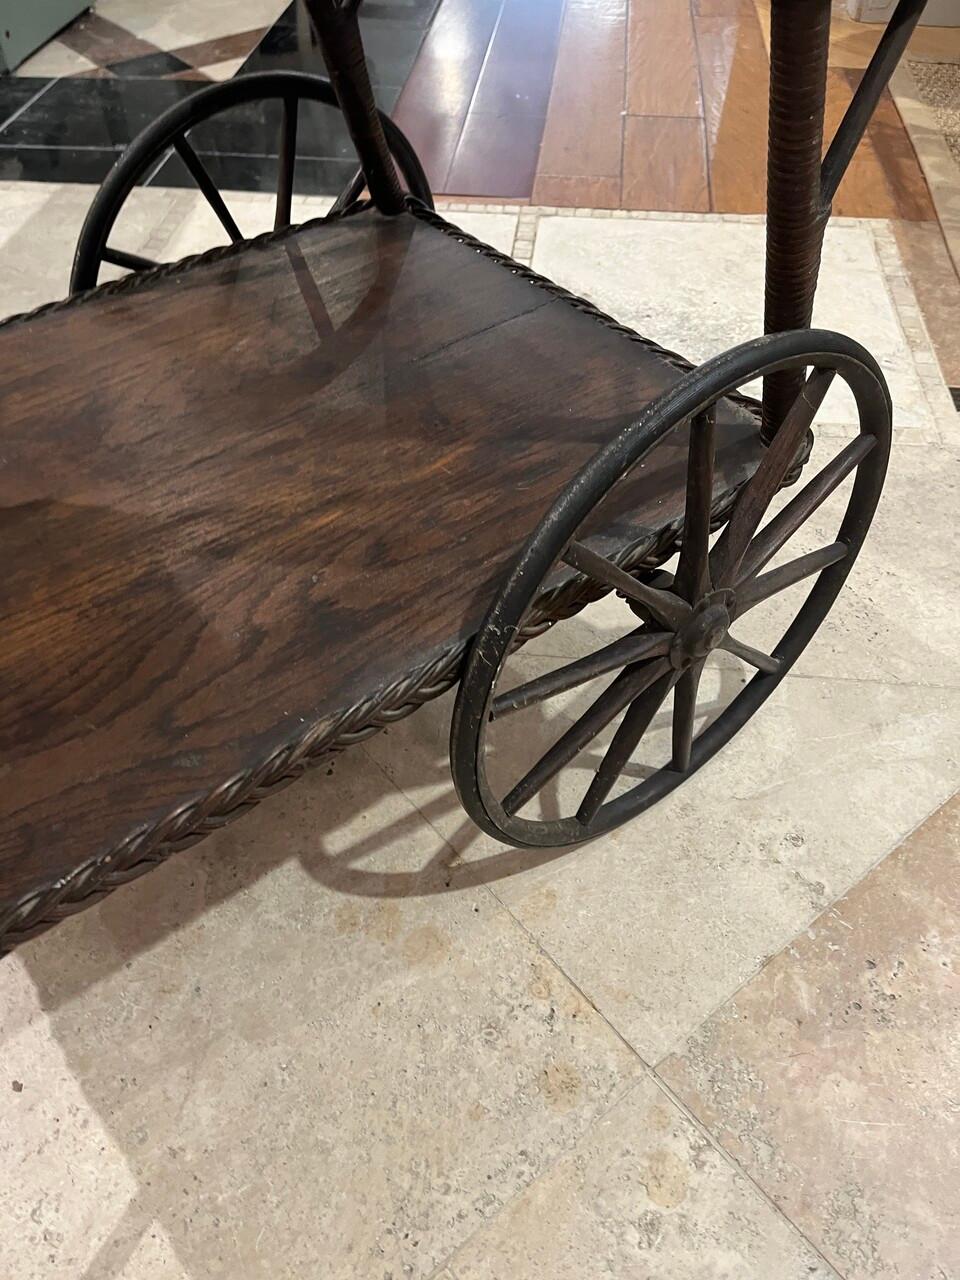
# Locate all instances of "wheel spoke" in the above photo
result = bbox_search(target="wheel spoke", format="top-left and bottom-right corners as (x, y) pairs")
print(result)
(173, 135), (242, 243)
(719, 634), (780, 674)
(671, 658), (705, 772)
(491, 628), (671, 719)
(739, 435), (875, 580)
(502, 657), (672, 817)
(101, 246), (159, 273)
(563, 541), (691, 630)
(674, 406), (716, 603)
(274, 96), (299, 230)
(577, 670), (676, 823)
(737, 541), (848, 612)
(710, 366), (836, 587)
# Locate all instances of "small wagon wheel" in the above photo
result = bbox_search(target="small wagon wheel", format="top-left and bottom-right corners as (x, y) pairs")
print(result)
(451, 329), (892, 849)
(70, 70), (432, 293)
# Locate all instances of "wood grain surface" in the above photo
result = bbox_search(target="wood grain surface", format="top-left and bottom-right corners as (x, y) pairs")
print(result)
(0, 209), (763, 912)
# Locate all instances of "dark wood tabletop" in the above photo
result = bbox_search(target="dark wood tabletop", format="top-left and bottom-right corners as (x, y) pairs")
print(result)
(0, 205), (763, 942)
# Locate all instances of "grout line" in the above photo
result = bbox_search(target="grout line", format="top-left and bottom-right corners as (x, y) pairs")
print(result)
(0, 77), (58, 134)
(689, 1), (716, 213)
(784, 669), (960, 692)
(621, 112), (706, 122)
(617, 0), (628, 209)
(639, 779), (960, 1271)
(651, 782), (960, 1073)
(428, 1075), (652, 1277)
(647, 1066), (847, 1278)
(445, 860), (848, 1276)
(0, 141), (121, 152)
(362, 694), (954, 1278)
(438, 0), (507, 192)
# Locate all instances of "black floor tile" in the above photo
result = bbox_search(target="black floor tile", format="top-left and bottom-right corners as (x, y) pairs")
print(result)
(241, 0), (438, 93)
(108, 51), (194, 79)
(241, 11), (424, 87)
(271, 0), (439, 33)
(240, 25), (333, 78)
(177, 94), (356, 163)
(268, 0), (299, 29)
(152, 148), (357, 196)
(166, 84), (399, 168)
(0, 78), (203, 151)
(0, 78), (54, 131)
(0, 146), (119, 184)
(0, 0), (440, 190)
(360, 0), (441, 29)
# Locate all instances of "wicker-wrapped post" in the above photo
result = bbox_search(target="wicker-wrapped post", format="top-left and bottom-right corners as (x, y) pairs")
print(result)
(303, 0), (406, 214)
(762, 0), (929, 444)
(761, 0), (833, 444)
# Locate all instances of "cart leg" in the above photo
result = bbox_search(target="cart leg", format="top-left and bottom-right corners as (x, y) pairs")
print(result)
(761, 0), (832, 445)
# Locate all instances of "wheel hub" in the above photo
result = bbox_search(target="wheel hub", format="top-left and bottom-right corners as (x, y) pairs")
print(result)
(670, 589), (735, 668)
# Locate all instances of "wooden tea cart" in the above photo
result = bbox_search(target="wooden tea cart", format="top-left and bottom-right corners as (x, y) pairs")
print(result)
(0, 0), (927, 952)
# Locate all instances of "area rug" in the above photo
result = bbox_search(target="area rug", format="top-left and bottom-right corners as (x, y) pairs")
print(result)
(909, 59), (960, 168)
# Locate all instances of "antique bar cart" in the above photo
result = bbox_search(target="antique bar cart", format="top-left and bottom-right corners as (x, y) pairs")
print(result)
(0, 0), (928, 950)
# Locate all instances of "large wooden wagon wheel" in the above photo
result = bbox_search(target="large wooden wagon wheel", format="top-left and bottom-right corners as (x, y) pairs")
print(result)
(70, 70), (432, 292)
(451, 330), (892, 849)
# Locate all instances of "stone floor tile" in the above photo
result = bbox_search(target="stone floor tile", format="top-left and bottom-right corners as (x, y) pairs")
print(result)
(659, 793), (960, 1280)
(366, 676), (960, 1062)
(443, 1076), (837, 1279)
(531, 216), (941, 443)
(1, 752), (640, 1280)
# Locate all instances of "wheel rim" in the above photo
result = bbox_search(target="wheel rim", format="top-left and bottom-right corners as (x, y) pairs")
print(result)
(70, 70), (433, 293)
(450, 330), (892, 850)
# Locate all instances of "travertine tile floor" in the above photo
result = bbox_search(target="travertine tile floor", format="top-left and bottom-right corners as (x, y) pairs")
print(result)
(1, 186), (958, 1279)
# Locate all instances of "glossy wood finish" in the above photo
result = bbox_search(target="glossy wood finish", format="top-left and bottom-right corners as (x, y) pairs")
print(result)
(533, 0), (627, 205)
(389, 0), (938, 215)
(696, 3), (769, 213)
(622, 116), (710, 213)
(392, 0), (564, 199)
(627, 0), (702, 118)
(0, 208), (764, 922)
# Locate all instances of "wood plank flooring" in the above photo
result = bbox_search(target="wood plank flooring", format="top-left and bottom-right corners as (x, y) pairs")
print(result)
(393, 0), (940, 216)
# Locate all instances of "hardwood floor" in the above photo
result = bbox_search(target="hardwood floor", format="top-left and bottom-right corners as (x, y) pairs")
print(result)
(696, 1), (768, 213)
(394, 0), (940, 217)
(532, 0), (627, 206)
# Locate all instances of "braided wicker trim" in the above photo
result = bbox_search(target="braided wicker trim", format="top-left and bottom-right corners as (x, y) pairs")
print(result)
(1, 195), (772, 953)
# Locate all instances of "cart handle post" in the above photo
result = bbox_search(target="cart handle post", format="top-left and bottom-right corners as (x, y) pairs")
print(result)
(302, 0), (406, 215)
(762, 0), (928, 444)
